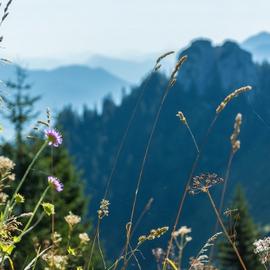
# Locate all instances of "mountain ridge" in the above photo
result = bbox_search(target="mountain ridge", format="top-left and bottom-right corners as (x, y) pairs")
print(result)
(0, 63), (130, 112)
(242, 31), (270, 62)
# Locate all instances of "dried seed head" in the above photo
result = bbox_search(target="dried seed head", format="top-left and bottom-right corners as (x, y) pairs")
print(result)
(169, 55), (188, 87)
(156, 51), (175, 65)
(51, 231), (62, 246)
(46, 107), (51, 125)
(138, 226), (169, 244)
(154, 63), (162, 71)
(98, 199), (110, 219)
(172, 225), (191, 238)
(216, 86), (252, 114)
(254, 237), (270, 264)
(155, 51), (175, 71)
(64, 212), (81, 227)
(176, 111), (187, 125)
(189, 173), (224, 195)
(79, 232), (90, 244)
(37, 120), (50, 127)
(231, 113), (242, 153)
(152, 248), (165, 263)
(0, 156), (15, 183)
(223, 208), (238, 217)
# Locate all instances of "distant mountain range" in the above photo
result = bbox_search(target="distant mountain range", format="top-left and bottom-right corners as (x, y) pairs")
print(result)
(1, 31), (270, 132)
(241, 31), (270, 62)
(0, 64), (129, 112)
(87, 54), (155, 83)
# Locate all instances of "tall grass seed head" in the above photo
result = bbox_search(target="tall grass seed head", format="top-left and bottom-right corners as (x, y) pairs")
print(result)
(98, 199), (110, 219)
(216, 86), (252, 114)
(176, 111), (187, 125)
(138, 226), (169, 244)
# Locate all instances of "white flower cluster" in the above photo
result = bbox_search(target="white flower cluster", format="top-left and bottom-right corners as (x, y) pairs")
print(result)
(254, 237), (270, 264)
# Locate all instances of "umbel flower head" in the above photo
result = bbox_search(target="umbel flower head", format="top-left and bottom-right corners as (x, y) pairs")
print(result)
(79, 232), (90, 244)
(98, 199), (110, 219)
(172, 225), (192, 238)
(0, 156), (15, 180)
(48, 176), (64, 192)
(65, 211), (81, 228)
(189, 173), (224, 195)
(254, 237), (270, 264)
(45, 129), (63, 147)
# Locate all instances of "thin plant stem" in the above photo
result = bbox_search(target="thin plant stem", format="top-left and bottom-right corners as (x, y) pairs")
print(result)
(87, 69), (155, 270)
(163, 114), (219, 269)
(178, 236), (184, 270)
(87, 219), (100, 270)
(10, 141), (47, 205)
(209, 149), (234, 260)
(218, 150), (234, 219)
(122, 82), (172, 270)
(103, 69), (156, 200)
(23, 246), (52, 270)
(129, 198), (153, 240)
(50, 146), (56, 270)
(22, 213), (45, 237)
(121, 54), (187, 269)
(127, 243), (142, 270)
(109, 246), (141, 270)
(20, 186), (50, 238)
(206, 190), (247, 270)
(97, 225), (106, 269)
(185, 122), (199, 154)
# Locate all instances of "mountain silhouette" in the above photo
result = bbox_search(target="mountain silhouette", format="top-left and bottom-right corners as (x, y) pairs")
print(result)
(242, 31), (270, 62)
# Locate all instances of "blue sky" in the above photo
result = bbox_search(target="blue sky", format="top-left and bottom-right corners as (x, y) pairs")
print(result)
(1, 0), (269, 61)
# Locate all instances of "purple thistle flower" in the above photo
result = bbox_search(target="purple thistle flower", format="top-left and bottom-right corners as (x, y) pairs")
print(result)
(45, 129), (63, 147)
(48, 176), (64, 192)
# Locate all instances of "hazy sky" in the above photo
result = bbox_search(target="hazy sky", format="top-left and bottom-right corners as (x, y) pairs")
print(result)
(1, 0), (269, 61)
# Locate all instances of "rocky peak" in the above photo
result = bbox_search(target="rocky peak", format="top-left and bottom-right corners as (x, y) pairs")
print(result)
(177, 39), (257, 94)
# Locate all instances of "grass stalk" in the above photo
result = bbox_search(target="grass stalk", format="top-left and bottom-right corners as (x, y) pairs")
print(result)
(209, 149), (234, 260)
(103, 69), (156, 200)
(10, 141), (47, 206)
(20, 186), (50, 238)
(163, 114), (219, 269)
(122, 56), (187, 270)
(206, 190), (247, 270)
(121, 83), (172, 270)
(87, 219), (100, 270)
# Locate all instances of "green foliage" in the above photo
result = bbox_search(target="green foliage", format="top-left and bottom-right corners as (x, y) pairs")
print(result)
(0, 66), (104, 269)
(218, 186), (263, 270)
(1, 66), (40, 148)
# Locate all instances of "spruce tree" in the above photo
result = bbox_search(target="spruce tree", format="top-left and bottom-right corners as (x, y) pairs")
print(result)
(218, 186), (263, 270)
(1, 66), (40, 150)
